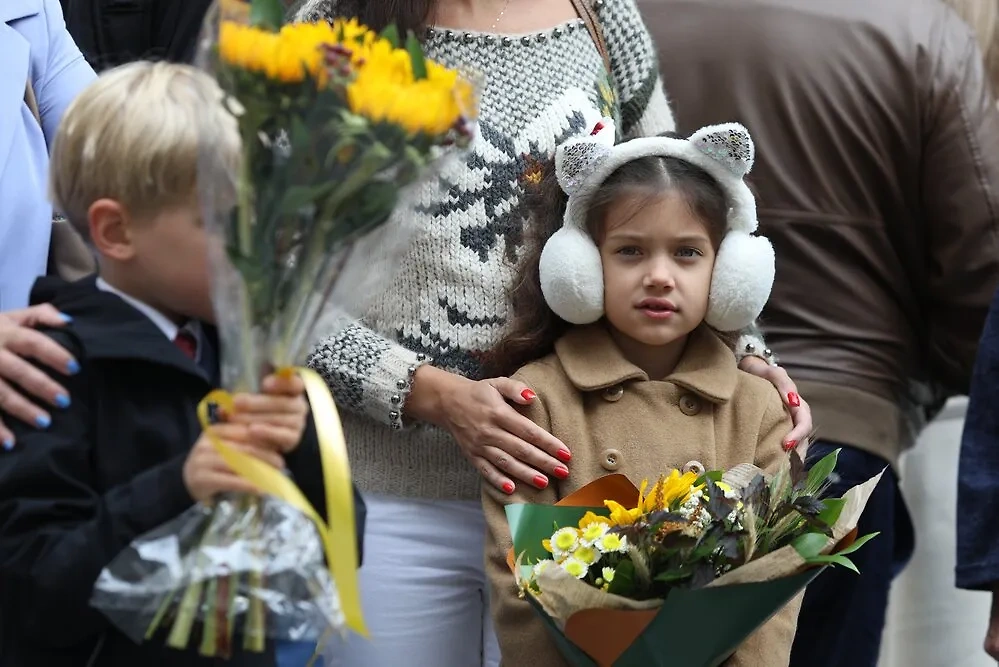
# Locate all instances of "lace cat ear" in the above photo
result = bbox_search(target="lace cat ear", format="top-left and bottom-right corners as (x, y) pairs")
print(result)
(555, 118), (617, 196)
(689, 123), (755, 177)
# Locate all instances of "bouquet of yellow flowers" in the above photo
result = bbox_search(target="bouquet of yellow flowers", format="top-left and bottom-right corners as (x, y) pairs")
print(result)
(90, 0), (477, 658)
(506, 451), (880, 666)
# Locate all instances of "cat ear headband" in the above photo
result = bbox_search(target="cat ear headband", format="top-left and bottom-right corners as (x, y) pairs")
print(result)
(539, 120), (775, 332)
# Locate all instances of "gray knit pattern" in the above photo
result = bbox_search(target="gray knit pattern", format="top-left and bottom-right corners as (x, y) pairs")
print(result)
(301, 0), (675, 500)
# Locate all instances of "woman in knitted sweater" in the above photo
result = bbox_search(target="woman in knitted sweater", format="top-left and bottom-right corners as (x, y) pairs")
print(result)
(294, 1), (813, 665)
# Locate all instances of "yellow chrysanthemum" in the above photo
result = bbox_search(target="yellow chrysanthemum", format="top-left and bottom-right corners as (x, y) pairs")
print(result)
(574, 545), (601, 566)
(580, 521), (609, 545)
(549, 527), (579, 558)
(601, 567), (616, 583)
(578, 511), (612, 529)
(562, 557), (589, 579)
(596, 532), (628, 554)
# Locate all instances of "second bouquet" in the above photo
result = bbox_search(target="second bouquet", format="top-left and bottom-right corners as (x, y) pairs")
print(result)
(505, 451), (881, 666)
(90, 0), (478, 658)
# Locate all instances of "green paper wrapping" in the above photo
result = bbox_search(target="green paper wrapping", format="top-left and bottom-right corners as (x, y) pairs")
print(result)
(525, 565), (820, 667)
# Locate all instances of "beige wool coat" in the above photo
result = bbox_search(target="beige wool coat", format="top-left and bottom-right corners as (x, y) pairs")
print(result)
(483, 324), (800, 667)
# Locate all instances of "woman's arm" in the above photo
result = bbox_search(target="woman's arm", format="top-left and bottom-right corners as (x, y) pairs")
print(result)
(35, 0), (96, 143)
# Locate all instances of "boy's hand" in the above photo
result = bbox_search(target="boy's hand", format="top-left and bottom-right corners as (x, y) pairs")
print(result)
(230, 372), (308, 454)
(183, 423), (285, 503)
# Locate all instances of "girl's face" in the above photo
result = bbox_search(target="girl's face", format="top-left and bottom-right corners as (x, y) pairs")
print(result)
(598, 190), (717, 354)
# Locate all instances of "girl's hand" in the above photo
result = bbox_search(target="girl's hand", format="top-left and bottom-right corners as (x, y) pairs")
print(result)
(229, 373), (309, 454)
(739, 356), (813, 458)
(183, 423), (285, 503)
(0, 305), (76, 446)
(407, 366), (572, 495)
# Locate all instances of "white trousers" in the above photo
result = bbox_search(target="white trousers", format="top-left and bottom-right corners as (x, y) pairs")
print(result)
(879, 399), (994, 667)
(324, 493), (501, 667)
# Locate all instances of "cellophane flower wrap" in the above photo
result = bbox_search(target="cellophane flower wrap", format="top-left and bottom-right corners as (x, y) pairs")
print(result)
(89, 0), (478, 658)
(505, 451), (882, 666)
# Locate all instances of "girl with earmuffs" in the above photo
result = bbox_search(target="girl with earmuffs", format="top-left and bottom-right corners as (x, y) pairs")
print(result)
(483, 120), (801, 666)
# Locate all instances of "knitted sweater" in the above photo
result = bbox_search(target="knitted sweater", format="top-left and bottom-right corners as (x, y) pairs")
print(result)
(298, 0), (676, 500)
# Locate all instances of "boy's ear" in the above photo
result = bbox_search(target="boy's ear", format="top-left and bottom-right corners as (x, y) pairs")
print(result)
(88, 199), (136, 261)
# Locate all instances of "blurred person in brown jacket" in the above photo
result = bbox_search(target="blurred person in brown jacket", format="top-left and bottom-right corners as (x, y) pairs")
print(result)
(639, 0), (999, 665)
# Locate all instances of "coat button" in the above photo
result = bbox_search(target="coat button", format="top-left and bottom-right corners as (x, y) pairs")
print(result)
(682, 460), (705, 475)
(602, 384), (624, 402)
(601, 448), (622, 471)
(678, 393), (702, 416)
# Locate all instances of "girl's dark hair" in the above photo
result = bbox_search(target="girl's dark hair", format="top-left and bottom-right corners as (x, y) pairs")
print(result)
(486, 133), (730, 377)
(330, 0), (436, 34)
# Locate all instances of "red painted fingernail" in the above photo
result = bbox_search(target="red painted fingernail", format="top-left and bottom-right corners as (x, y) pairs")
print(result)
(783, 440), (797, 452)
(521, 389), (537, 401)
(556, 448), (572, 462)
(553, 465), (569, 480)
(502, 482), (515, 494)
(533, 475), (549, 489)
(787, 392), (800, 407)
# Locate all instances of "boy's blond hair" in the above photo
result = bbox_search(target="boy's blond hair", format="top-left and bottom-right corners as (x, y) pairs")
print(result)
(50, 61), (241, 239)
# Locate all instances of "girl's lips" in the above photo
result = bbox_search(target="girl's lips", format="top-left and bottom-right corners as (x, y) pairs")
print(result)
(638, 307), (676, 320)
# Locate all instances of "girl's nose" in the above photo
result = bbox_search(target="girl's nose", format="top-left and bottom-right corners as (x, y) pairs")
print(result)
(643, 258), (676, 289)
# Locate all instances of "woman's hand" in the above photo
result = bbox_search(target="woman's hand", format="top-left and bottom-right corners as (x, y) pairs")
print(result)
(407, 366), (572, 495)
(0, 305), (77, 448)
(739, 356), (813, 458)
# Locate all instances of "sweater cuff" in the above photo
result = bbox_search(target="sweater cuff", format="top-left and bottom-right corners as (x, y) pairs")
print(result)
(307, 321), (431, 429)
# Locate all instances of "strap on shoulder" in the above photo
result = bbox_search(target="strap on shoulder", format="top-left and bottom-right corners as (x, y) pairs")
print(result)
(569, 0), (611, 75)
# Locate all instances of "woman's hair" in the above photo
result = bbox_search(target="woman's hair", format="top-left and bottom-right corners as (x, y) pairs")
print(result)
(944, 0), (999, 90)
(486, 135), (730, 377)
(305, 0), (437, 34)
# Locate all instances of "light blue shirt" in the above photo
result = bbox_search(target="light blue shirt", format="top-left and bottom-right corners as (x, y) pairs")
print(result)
(0, 0), (94, 310)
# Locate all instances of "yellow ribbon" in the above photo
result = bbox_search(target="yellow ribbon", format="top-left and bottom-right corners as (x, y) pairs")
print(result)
(197, 367), (368, 637)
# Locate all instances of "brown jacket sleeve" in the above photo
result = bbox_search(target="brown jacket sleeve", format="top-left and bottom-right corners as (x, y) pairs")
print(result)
(726, 391), (800, 667)
(483, 372), (568, 667)
(922, 13), (999, 393)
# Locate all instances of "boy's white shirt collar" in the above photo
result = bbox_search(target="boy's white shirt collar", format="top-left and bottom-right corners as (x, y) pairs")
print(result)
(95, 277), (201, 361)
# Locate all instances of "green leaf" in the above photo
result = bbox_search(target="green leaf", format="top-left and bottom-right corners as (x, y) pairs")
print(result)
(805, 554), (860, 574)
(654, 567), (691, 584)
(806, 449), (840, 493)
(791, 531), (828, 560)
(406, 32), (428, 80)
(694, 470), (724, 487)
(817, 497), (846, 528)
(249, 0), (284, 30)
(380, 24), (401, 48)
(607, 558), (636, 596)
(279, 183), (337, 214)
(834, 531), (880, 557)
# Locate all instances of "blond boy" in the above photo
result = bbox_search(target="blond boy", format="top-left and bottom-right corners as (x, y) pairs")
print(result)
(0, 62), (340, 667)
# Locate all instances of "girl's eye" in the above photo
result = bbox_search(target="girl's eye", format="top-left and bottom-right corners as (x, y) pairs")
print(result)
(616, 246), (642, 256)
(676, 247), (703, 258)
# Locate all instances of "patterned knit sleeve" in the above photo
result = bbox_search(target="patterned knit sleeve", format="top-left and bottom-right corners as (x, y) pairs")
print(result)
(306, 308), (430, 429)
(598, 0), (676, 139)
(291, 0), (338, 22)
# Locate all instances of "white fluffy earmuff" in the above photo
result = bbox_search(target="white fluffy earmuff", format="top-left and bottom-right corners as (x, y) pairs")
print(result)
(538, 120), (775, 332)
